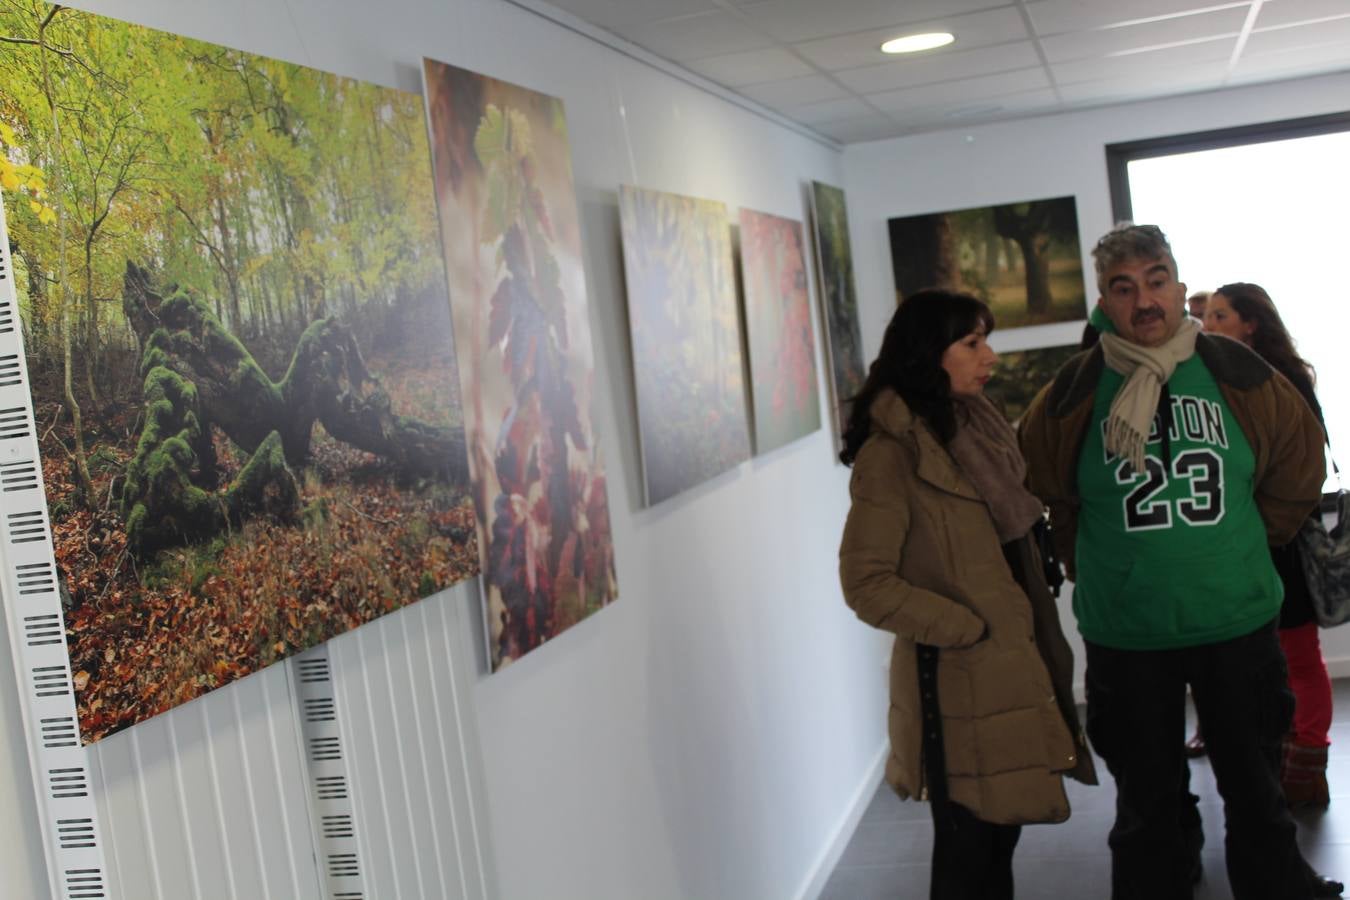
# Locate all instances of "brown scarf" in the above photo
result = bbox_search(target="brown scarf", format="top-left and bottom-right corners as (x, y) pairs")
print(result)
(948, 394), (1044, 543)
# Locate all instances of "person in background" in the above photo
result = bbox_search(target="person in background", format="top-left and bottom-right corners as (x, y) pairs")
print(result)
(1020, 224), (1333, 898)
(1188, 289), (1212, 322)
(838, 288), (1095, 900)
(1204, 281), (1335, 810)
(1182, 293), (1211, 759)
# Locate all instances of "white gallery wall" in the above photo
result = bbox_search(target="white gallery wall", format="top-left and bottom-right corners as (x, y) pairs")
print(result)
(844, 69), (1350, 695)
(0, 0), (891, 899)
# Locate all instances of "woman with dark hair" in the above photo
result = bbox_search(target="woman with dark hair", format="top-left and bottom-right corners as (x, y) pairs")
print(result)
(1202, 281), (1334, 809)
(838, 289), (1095, 899)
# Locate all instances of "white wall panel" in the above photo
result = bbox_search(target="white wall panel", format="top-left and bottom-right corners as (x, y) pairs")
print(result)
(328, 588), (492, 900)
(80, 662), (325, 900)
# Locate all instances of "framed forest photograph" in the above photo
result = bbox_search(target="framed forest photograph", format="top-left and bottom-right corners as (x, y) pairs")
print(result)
(984, 344), (1081, 424)
(808, 181), (865, 443)
(737, 208), (821, 454)
(618, 185), (751, 506)
(0, 2), (478, 742)
(422, 58), (618, 671)
(888, 195), (1087, 331)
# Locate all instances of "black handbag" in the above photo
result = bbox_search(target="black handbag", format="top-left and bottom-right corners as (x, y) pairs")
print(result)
(1297, 489), (1350, 628)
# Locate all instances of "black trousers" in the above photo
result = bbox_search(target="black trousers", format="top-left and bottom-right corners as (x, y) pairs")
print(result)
(1085, 620), (1309, 900)
(919, 645), (1022, 900)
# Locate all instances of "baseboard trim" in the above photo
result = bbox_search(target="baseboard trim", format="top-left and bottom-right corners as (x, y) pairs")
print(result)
(794, 742), (888, 900)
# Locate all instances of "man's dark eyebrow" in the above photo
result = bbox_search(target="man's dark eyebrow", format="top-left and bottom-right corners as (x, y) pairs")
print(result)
(1107, 264), (1171, 290)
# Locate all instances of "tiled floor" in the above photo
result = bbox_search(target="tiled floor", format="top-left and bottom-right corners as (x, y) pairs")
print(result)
(820, 680), (1350, 899)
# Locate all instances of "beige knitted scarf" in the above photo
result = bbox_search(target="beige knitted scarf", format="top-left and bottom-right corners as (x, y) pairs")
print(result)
(1099, 317), (1200, 474)
(948, 394), (1045, 543)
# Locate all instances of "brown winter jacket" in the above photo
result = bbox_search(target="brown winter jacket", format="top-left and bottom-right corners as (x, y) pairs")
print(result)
(839, 390), (1096, 826)
(1018, 335), (1325, 582)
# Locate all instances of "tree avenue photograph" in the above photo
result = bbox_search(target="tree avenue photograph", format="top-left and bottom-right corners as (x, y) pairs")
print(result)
(888, 195), (1087, 330)
(0, 1), (479, 742)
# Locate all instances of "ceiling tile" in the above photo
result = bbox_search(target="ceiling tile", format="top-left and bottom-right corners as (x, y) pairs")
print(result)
(865, 68), (1052, 113)
(1228, 41), (1350, 83)
(617, 11), (775, 61)
(1248, 13), (1350, 50)
(1256, 0), (1350, 29)
(683, 47), (816, 87)
(736, 73), (852, 106)
(1050, 35), (1235, 84)
(784, 96), (878, 125)
(542, 0), (719, 30)
(1056, 61), (1228, 104)
(792, 7), (1031, 72)
(1024, 0), (1248, 36)
(813, 114), (908, 143)
(1039, 6), (1248, 62)
(733, 0), (1005, 44)
(833, 41), (1043, 94)
(882, 88), (1062, 135)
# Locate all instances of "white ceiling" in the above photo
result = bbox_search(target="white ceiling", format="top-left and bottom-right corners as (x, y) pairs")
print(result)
(529, 0), (1350, 143)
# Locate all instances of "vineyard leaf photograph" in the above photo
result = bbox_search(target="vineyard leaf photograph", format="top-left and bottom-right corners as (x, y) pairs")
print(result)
(422, 58), (618, 671)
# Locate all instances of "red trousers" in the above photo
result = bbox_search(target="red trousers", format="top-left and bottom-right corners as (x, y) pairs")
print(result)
(1278, 622), (1333, 748)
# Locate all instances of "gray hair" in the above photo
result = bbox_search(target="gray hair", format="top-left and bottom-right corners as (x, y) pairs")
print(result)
(1091, 223), (1178, 292)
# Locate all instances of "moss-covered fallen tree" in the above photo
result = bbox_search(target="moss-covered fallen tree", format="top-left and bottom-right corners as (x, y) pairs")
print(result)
(119, 262), (467, 556)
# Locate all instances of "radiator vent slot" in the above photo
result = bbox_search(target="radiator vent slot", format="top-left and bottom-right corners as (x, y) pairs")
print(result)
(48, 767), (89, 800)
(41, 716), (79, 749)
(16, 561), (55, 594)
(57, 818), (96, 849)
(0, 406), (29, 440)
(0, 460), (39, 493)
(297, 657), (331, 683)
(0, 353), (21, 387)
(328, 852), (360, 878)
(64, 867), (106, 899)
(8, 508), (48, 543)
(315, 775), (348, 801)
(309, 736), (342, 762)
(24, 613), (62, 647)
(33, 665), (71, 699)
(304, 696), (336, 723)
(322, 814), (354, 839)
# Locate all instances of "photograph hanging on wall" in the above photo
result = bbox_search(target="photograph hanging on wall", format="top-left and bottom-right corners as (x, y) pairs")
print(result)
(984, 344), (1081, 424)
(0, 3), (479, 742)
(737, 208), (821, 454)
(618, 185), (751, 506)
(888, 195), (1087, 330)
(422, 58), (618, 671)
(808, 181), (866, 442)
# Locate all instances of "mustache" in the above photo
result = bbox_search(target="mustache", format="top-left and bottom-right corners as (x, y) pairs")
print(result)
(1132, 309), (1164, 324)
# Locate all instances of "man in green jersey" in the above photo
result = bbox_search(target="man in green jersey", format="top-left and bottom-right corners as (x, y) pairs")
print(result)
(1020, 224), (1328, 899)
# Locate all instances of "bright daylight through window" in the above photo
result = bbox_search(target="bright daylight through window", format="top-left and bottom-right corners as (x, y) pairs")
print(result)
(1126, 129), (1350, 490)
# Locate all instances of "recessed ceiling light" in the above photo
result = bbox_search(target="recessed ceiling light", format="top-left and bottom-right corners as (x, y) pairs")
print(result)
(880, 32), (955, 55)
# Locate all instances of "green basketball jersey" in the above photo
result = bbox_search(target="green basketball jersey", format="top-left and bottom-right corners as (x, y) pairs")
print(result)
(1074, 355), (1282, 649)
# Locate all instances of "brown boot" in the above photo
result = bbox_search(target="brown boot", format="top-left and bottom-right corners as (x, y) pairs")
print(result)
(1283, 741), (1331, 810)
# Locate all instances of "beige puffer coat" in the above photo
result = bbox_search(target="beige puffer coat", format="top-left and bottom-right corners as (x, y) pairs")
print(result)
(839, 389), (1096, 825)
